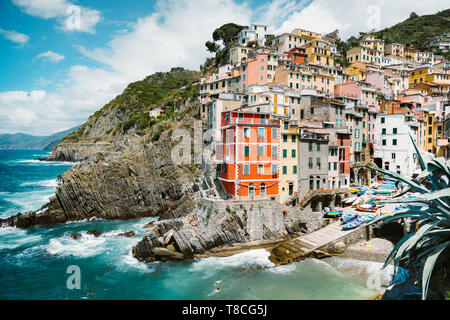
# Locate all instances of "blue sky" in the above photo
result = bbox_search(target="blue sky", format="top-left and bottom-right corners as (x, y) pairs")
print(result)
(0, 0), (448, 135)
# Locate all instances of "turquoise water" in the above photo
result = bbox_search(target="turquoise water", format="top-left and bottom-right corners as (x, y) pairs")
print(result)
(0, 150), (393, 300)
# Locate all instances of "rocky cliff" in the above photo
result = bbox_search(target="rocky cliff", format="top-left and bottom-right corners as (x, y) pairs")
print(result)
(132, 200), (324, 262)
(1, 67), (203, 228)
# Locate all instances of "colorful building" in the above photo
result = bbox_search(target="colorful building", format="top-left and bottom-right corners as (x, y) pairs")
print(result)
(217, 111), (281, 200)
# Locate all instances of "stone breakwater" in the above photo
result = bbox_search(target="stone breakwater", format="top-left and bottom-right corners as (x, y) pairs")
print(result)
(132, 200), (324, 262)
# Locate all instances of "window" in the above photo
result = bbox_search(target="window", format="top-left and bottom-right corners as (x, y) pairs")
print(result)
(258, 164), (264, 175)
(291, 149), (296, 158)
(308, 157), (313, 169)
(258, 127), (265, 140)
(243, 164), (250, 175)
(272, 164), (278, 175)
(282, 166), (287, 175)
(284, 122), (289, 130)
(382, 128), (386, 135)
(244, 127), (250, 138)
(272, 146), (277, 159)
(308, 142), (313, 151)
(316, 158), (321, 169)
(258, 145), (264, 157)
(292, 135), (296, 142)
(392, 153), (396, 160)
(293, 166), (297, 174)
(393, 139), (397, 146)
(283, 135), (287, 142)
(393, 128), (397, 134)
(271, 128), (278, 139)
(283, 149), (287, 158)
(317, 144), (320, 151)
(382, 139), (386, 146)
(381, 117), (385, 124)
(244, 145), (250, 157)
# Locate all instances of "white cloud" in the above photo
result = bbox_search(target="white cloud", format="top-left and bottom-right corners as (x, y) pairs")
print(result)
(12, 0), (101, 34)
(35, 50), (65, 63)
(272, 0), (449, 40)
(1, 0), (251, 135)
(2, 0), (449, 135)
(0, 28), (29, 44)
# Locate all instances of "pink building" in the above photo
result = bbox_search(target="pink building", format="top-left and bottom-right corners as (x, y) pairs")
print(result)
(365, 70), (393, 98)
(240, 52), (277, 91)
(334, 81), (378, 107)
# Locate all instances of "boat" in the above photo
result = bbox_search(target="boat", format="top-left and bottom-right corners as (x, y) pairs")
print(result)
(323, 211), (343, 218)
(372, 189), (394, 194)
(342, 214), (376, 230)
(341, 213), (359, 224)
(342, 196), (358, 206)
(342, 220), (361, 230)
(356, 205), (378, 212)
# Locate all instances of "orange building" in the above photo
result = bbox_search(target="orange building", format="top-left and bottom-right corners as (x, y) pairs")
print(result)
(217, 111), (280, 200)
(286, 47), (308, 64)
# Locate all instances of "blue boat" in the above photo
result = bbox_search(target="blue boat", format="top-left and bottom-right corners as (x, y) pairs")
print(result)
(342, 214), (376, 230)
(341, 213), (359, 224)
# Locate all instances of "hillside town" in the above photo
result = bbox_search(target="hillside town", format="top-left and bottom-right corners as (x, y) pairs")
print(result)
(193, 23), (450, 206)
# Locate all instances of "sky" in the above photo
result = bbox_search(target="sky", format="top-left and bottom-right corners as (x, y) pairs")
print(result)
(0, 0), (448, 136)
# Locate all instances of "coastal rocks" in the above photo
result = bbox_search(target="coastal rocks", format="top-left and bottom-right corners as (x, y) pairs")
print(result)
(1, 127), (199, 229)
(151, 247), (184, 261)
(132, 199), (323, 263)
(117, 231), (136, 237)
(71, 233), (82, 240)
(87, 230), (102, 237)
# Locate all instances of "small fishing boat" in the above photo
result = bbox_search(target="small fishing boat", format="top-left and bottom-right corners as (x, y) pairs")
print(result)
(356, 204), (378, 212)
(372, 189), (394, 194)
(342, 196), (358, 206)
(342, 214), (376, 230)
(323, 210), (343, 218)
(341, 213), (359, 224)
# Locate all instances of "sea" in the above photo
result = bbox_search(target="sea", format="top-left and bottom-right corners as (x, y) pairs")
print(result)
(0, 149), (397, 300)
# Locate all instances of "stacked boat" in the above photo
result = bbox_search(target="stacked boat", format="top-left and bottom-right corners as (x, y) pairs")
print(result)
(371, 179), (397, 195)
(340, 212), (377, 231)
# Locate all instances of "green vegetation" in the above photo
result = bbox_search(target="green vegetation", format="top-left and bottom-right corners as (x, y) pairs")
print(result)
(368, 135), (450, 300)
(202, 23), (247, 71)
(337, 9), (450, 58)
(62, 67), (200, 143)
(373, 9), (450, 51)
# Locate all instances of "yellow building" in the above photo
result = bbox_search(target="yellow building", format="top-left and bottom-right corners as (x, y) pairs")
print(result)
(300, 39), (334, 67)
(345, 61), (371, 81)
(408, 66), (450, 86)
(270, 29), (322, 54)
(279, 119), (300, 204)
(360, 34), (384, 54)
(274, 64), (335, 95)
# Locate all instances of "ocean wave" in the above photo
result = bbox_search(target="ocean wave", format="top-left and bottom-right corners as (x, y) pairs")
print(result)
(15, 159), (74, 166)
(267, 263), (297, 274)
(323, 257), (394, 286)
(0, 190), (55, 219)
(20, 179), (58, 187)
(190, 249), (275, 274)
(0, 227), (43, 251)
(45, 233), (107, 258)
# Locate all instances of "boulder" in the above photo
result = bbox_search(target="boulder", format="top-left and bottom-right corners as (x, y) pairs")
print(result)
(151, 247), (184, 260)
(71, 232), (82, 240)
(87, 230), (102, 237)
(117, 231), (135, 237)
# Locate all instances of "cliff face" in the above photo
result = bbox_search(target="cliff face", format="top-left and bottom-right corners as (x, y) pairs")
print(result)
(132, 200), (324, 262)
(1, 68), (203, 228)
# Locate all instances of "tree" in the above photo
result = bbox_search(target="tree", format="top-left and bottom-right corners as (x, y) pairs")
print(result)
(212, 23), (247, 46)
(205, 41), (219, 53)
(409, 12), (419, 19)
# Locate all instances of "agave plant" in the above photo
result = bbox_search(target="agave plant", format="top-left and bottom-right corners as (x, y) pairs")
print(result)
(368, 133), (450, 300)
